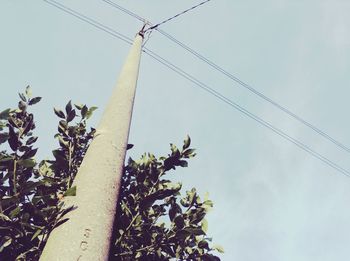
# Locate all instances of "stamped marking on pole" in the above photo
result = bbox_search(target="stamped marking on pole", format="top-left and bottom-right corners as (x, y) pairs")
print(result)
(84, 228), (91, 239)
(76, 228), (92, 260)
(80, 241), (88, 251)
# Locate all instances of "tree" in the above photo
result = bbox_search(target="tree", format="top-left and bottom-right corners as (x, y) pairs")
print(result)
(0, 87), (222, 260)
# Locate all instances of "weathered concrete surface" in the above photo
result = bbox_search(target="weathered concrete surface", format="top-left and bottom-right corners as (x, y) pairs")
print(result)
(40, 34), (143, 261)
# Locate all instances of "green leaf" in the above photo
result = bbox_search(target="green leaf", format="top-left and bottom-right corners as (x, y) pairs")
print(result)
(18, 159), (36, 168)
(0, 236), (12, 252)
(18, 92), (26, 102)
(81, 105), (88, 119)
(183, 148), (196, 158)
(163, 245), (176, 257)
(198, 240), (209, 250)
(8, 117), (18, 128)
(0, 213), (11, 221)
(86, 106), (98, 119)
(0, 196), (19, 209)
(58, 120), (68, 132)
(201, 219), (208, 233)
(8, 125), (19, 151)
(29, 97), (42, 105)
(25, 85), (32, 98)
(164, 156), (178, 171)
(0, 122), (6, 131)
(203, 200), (214, 209)
(185, 246), (193, 254)
(63, 186), (77, 196)
(178, 160), (188, 167)
(23, 148), (38, 158)
(0, 133), (9, 144)
(169, 205), (177, 222)
(185, 227), (206, 236)
(183, 135), (191, 149)
(18, 100), (27, 110)
(74, 103), (84, 110)
(9, 206), (20, 219)
(26, 136), (38, 145)
(191, 209), (206, 223)
(174, 215), (185, 229)
(31, 228), (43, 241)
(213, 245), (224, 253)
(22, 115), (34, 135)
(20, 181), (41, 194)
(65, 100), (72, 114)
(66, 110), (76, 123)
(58, 136), (69, 148)
(54, 108), (65, 118)
(170, 143), (179, 155)
(175, 229), (191, 241)
(52, 149), (67, 169)
(0, 108), (11, 120)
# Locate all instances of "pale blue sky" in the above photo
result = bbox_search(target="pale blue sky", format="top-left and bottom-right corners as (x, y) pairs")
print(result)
(1, 1), (350, 260)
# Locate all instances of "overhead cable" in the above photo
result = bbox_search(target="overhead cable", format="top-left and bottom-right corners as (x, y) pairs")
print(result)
(43, 0), (133, 44)
(143, 48), (350, 178)
(101, 0), (350, 154)
(146, 0), (211, 31)
(43, 0), (350, 178)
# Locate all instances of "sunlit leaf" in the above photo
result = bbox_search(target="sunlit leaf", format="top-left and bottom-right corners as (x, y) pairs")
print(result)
(183, 135), (191, 150)
(0, 213), (11, 222)
(0, 108), (11, 120)
(213, 245), (224, 253)
(86, 106), (97, 119)
(0, 236), (12, 252)
(9, 206), (21, 219)
(25, 85), (32, 98)
(201, 219), (208, 233)
(54, 108), (65, 119)
(18, 159), (36, 168)
(31, 228), (43, 241)
(63, 186), (76, 197)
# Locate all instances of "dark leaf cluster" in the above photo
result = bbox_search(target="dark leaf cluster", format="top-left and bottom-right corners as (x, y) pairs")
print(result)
(0, 88), (222, 260)
(112, 136), (222, 260)
(0, 87), (97, 260)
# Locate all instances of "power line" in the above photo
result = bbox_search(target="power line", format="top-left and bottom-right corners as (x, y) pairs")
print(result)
(146, 0), (211, 31)
(43, 0), (133, 45)
(101, 0), (211, 31)
(43, 0), (350, 178)
(143, 48), (350, 178)
(155, 29), (350, 154)
(102, 0), (144, 22)
(101, 0), (350, 155)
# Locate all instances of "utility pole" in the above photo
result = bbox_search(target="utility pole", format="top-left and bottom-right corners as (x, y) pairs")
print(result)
(40, 30), (144, 261)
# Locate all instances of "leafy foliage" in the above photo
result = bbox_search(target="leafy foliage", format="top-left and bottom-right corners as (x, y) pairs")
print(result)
(0, 87), (44, 260)
(0, 88), (96, 260)
(0, 88), (222, 260)
(112, 137), (221, 260)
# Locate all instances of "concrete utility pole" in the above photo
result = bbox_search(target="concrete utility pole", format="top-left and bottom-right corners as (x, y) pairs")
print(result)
(40, 31), (144, 261)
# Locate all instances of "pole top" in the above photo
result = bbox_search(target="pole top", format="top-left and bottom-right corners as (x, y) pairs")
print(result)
(138, 23), (148, 38)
